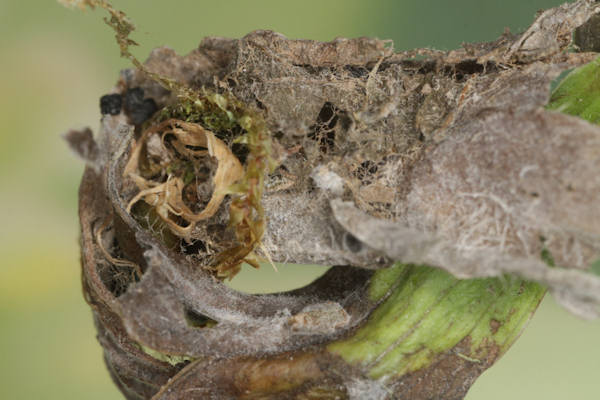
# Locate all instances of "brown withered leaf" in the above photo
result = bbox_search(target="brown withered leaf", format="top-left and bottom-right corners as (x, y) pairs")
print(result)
(124, 119), (244, 239)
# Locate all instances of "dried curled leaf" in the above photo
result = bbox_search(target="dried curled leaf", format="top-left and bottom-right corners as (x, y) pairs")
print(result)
(124, 119), (243, 239)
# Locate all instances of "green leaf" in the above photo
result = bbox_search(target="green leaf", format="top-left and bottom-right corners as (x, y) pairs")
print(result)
(547, 57), (600, 123)
(328, 263), (545, 379)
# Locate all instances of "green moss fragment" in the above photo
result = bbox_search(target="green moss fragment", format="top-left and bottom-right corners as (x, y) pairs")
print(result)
(159, 99), (239, 136)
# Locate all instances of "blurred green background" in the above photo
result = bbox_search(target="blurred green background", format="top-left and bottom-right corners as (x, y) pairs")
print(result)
(1, 1), (599, 399)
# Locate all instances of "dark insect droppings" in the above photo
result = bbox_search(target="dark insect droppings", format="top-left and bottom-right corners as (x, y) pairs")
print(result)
(123, 87), (158, 125)
(124, 87), (145, 107)
(100, 93), (123, 115)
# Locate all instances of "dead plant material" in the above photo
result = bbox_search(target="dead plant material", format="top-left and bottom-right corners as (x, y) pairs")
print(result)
(124, 119), (243, 240)
(66, 0), (600, 398)
(95, 214), (142, 279)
